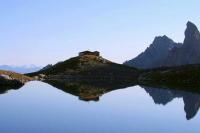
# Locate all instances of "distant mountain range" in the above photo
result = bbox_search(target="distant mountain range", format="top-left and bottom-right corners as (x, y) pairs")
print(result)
(0, 65), (42, 74)
(124, 21), (200, 69)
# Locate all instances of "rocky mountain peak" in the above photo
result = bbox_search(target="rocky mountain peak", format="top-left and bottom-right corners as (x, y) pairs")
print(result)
(124, 35), (181, 69)
(152, 35), (174, 46)
(184, 21), (200, 44)
(124, 21), (200, 68)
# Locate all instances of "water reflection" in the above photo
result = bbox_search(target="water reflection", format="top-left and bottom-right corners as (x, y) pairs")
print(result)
(42, 79), (200, 120)
(44, 80), (136, 102)
(142, 86), (200, 120)
(43, 80), (200, 120)
(0, 84), (23, 94)
(1, 80), (200, 121)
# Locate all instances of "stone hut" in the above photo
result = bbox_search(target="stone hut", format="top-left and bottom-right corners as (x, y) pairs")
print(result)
(79, 51), (100, 56)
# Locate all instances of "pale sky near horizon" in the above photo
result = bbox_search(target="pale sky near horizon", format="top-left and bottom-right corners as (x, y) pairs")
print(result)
(0, 0), (200, 66)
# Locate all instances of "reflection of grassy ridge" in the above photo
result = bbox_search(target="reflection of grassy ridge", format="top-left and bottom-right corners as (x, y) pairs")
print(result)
(139, 64), (200, 91)
(0, 84), (23, 94)
(44, 80), (110, 101)
(44, 79), (137, 101)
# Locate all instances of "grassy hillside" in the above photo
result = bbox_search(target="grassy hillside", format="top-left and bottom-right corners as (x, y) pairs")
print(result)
(27, 54), (140, 82)
(0, 70), (32, 83)
(0, 70), (32, 93)
(138, 64), (200, 90)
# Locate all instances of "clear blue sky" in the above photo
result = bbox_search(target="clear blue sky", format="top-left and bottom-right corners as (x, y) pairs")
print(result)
(0, 0), (199, 66)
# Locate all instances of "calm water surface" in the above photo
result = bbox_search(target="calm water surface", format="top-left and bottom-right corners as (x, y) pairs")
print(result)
(0, 81), (200, 133)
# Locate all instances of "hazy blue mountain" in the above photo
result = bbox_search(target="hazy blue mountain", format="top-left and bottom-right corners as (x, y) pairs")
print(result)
(164, 21), (200, 66)
(0, 65), (42, 74)
(124, 35), (182, 69)
(125, 21), (200, 69)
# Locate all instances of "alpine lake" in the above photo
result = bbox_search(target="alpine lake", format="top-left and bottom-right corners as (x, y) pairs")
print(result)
(0, 81), (200, 133)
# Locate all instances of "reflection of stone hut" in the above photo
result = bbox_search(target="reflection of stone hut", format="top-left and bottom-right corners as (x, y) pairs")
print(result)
(79, 95), (100, 102)
(79, 51), (100, 56)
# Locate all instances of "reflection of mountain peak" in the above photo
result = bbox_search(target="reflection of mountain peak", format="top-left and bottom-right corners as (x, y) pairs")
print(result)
(142, 86), (200, 120)
(183, 94), (200, 120)
(143, 87), (175, 105)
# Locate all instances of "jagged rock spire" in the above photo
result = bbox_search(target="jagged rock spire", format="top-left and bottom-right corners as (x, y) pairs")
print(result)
(184, 21), (200, 46)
